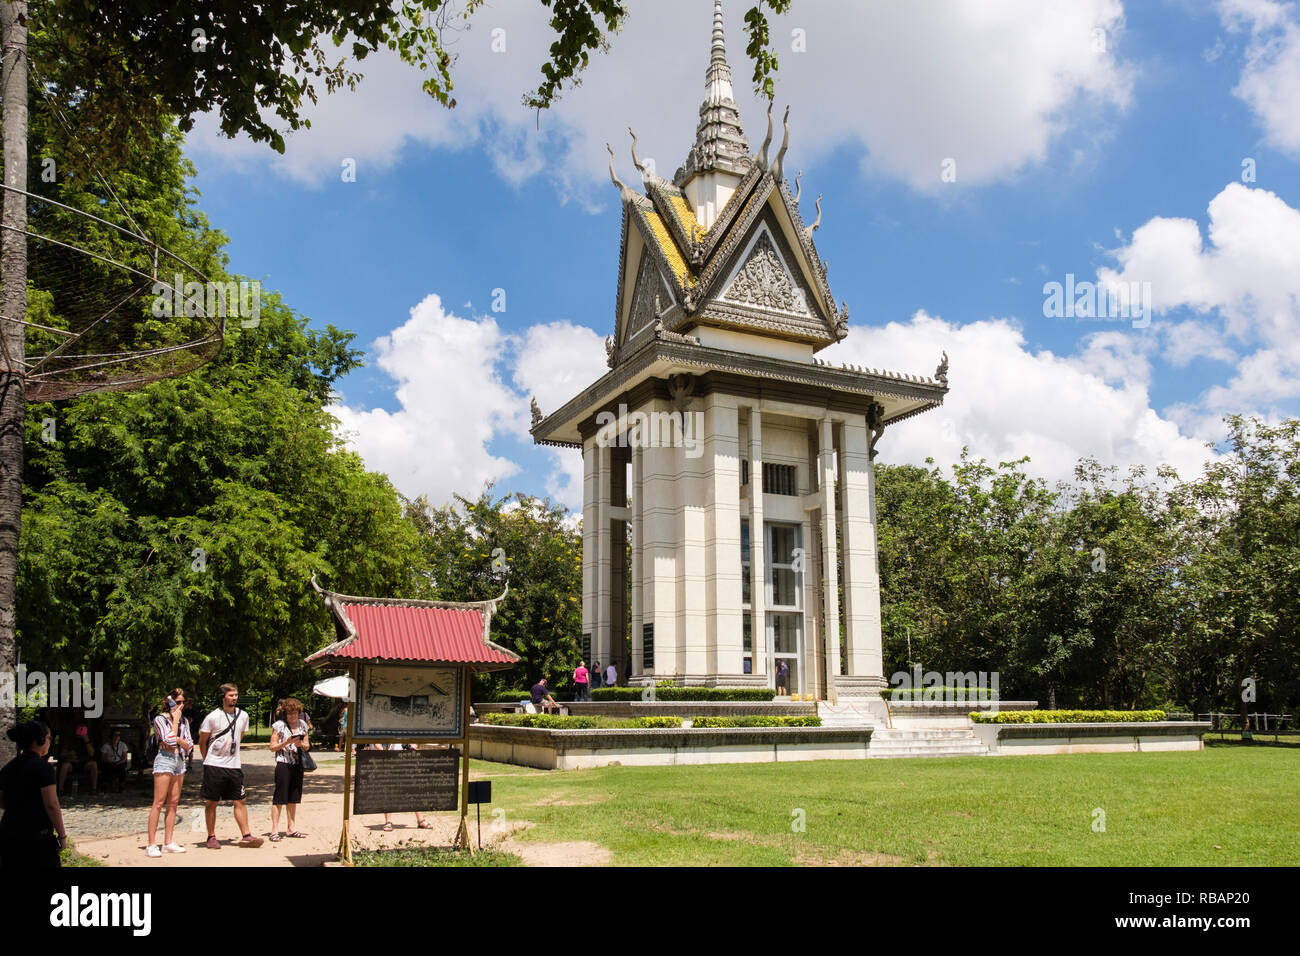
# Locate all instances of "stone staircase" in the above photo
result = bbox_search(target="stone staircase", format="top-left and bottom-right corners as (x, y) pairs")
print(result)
(817, 700), (887, 728)
(815, 702), (989, 758)
(865, 727), (989, 759)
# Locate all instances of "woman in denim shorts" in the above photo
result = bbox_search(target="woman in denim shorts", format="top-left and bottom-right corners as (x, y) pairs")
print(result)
(146, 688), (194, 858)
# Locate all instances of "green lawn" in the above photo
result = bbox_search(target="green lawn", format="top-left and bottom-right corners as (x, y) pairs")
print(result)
(458, 748), (1298, 866)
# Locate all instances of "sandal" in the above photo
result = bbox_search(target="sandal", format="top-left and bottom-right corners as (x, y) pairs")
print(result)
(417, 821), (433, 829)
(270, 833), (283, 842)
(383, 823), (393, 831)
(287, 831), (307, 838)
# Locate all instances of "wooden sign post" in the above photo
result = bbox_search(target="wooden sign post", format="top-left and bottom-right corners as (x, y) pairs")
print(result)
(307, 578), (518, 867)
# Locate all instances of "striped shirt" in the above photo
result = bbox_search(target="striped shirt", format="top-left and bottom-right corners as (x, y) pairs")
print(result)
(153, 711), (192, 754)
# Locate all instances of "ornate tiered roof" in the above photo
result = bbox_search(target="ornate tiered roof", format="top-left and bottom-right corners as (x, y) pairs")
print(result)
(529, 0), (948, 449)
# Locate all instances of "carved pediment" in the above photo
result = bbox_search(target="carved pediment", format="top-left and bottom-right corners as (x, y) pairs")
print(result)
(721, 230), (810, 317)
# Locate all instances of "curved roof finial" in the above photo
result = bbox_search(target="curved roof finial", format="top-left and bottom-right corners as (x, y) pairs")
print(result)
(607, 143), (635, 203)
(757, 102), (774, 169)
(802, 194), (822, 241)
(771, 105), (791, 181)
(793, 170), (803, 204)
(629, 127), (652, 180)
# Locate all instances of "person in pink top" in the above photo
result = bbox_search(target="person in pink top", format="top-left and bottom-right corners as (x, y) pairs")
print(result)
(573, 661), (590, 702)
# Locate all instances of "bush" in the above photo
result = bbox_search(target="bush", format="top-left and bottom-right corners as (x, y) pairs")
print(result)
(971, 710), (1167, 724)
(887, 686), (997, 700)
(478, 714), (684, 729)
(690, 716), (822, 728)
(590, 687), (777, 702)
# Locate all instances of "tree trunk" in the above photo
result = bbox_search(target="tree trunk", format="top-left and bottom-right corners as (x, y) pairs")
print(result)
(0, 1), (29, 763)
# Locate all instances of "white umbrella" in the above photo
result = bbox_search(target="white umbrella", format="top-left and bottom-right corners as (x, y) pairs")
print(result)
(313, 675), (354, 699)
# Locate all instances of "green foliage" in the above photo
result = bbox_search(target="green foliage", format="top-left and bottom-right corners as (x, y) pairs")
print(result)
(638, 715), (687, 728)
(743, 1), (794, 99)
(590, 687), (776, 702)
(16, 105), (420, 707)
(877, 425), (1300, 714)
(971, 710), (1167, 724)
(35, 2), (796, 160)
(479, 713), (682, 729)
(409, 490), (580, 694)
(690, 715), (821, 728)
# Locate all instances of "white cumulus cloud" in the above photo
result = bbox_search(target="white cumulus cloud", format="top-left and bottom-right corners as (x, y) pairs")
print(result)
(187, 0), (1136, 195)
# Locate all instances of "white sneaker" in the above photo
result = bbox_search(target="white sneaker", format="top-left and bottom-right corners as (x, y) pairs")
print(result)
(163, 842), (187, 854)
(146, 844), (162, 858)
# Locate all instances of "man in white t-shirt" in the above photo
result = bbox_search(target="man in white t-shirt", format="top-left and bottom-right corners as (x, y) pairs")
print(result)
(198, 682), (263, 849)
(605, 662), (618, 688)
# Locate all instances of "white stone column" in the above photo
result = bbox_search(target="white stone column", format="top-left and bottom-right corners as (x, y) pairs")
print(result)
(748, 406), (767, 681)
(630, 444), (643, 681)
(706, 396), (743, 682)
(679, 401), (708, 682)
(596, 441), (612, 668)
(641, 401), (679, 679)
(839, 416), (885, 691)
(819, 417), (841, 697)
(582, 438), (598, 663)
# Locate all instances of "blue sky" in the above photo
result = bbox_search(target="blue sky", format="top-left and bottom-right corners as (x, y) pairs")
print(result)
(184, 0), (1300, 511)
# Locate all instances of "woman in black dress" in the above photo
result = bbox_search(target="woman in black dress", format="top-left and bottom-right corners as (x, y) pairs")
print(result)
(0, 720), (67, 869)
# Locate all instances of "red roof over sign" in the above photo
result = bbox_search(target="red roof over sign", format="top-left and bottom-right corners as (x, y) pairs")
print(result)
(306, 580), (519, 670)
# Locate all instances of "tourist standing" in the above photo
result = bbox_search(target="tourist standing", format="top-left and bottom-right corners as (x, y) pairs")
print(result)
(605, 661), (618, 689)
(776, 661), (790, 696)
(573, 661), (590, 702)
(591, 661), (602, 690)
(0, 721), (66, 869)
(269, 698), (311, 841)
(198, 683), (263, 848)
(146, 688), (193, 857)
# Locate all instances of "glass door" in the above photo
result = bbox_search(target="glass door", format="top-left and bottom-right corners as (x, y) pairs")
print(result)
(766, 523), (804, 697)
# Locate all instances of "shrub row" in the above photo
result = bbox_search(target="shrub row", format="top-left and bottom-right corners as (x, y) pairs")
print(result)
(887, 687), (997, 700)
(478, 714), (684, 729)
(690, 715), (822, 728)
(591, 687), (777, 702)
(971, 709), (1167, 724)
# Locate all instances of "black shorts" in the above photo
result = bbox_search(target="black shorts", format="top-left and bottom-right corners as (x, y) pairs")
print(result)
(272, 762), (304, 806)
(201, 765), (246, 802)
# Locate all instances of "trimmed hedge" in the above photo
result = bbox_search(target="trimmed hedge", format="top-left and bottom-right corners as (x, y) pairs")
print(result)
(478, 714), (684, 729)
(971, 709), (1166, 724)
(590, 687), (777, 702)
(690, 715), (822, 728)
(887, 687), (997, 700)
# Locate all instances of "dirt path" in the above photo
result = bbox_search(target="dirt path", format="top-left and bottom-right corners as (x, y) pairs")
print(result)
(74, 751), (464, 867)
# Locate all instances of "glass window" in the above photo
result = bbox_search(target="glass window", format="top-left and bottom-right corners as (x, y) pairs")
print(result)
(766, 523), (802, 610)
(741, 519), (751, 607)
(772, 613), (800, 654)
(772, 568), (798, 607)
(770, 525), (797, 565)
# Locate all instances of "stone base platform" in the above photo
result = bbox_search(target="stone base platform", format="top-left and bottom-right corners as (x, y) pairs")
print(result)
(469, 725), (872, 770)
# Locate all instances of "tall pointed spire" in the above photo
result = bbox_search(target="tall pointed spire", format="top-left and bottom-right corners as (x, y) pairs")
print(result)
(675, 0), (751, 186)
